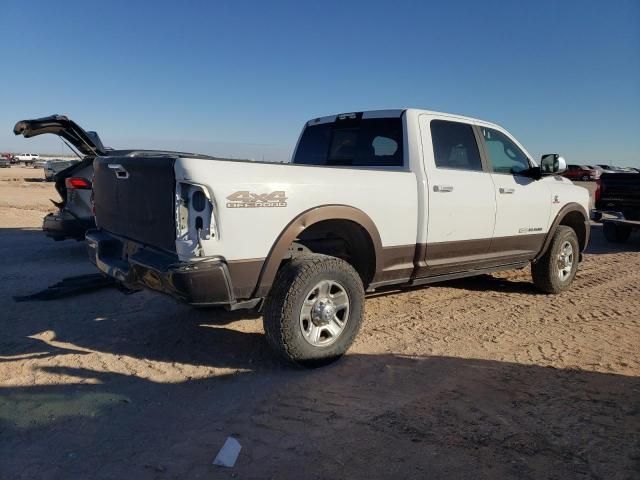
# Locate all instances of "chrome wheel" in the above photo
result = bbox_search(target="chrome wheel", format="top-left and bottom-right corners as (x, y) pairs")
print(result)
(557, 241), (574, 281)
(299, 280), (350, 347)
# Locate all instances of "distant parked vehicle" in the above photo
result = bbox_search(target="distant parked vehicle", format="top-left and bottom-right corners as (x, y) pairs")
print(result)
(14, 153), (39, 165)
(591, 171), (640, 243)
(1, 153), (14, 163)
(562, 164), (601, 181)
(594, 171), (640, 220)
(0, 157), (10, 168)
(596, 164), (625, 173)
(44, 159), (80, 181)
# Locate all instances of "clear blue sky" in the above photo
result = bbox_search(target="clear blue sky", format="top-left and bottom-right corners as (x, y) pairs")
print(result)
(2, 0), (639, 165)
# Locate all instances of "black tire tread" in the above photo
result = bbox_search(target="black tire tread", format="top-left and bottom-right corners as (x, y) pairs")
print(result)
(532, 225), (579, 294)
(263, 254), (364, 365)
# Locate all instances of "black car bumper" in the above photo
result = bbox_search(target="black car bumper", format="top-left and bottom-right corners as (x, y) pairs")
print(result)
(43, 211), (95, 240)
(85, 229), (235, 306)
(594, 202), (640, 221)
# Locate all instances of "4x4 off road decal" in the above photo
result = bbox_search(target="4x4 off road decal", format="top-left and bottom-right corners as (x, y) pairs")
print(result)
(226, 190), (287, 208)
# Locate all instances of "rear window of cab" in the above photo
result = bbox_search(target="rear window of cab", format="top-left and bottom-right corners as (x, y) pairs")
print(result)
(293, 116), (404, 168)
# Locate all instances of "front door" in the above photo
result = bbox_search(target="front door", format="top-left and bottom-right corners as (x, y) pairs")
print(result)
(418, 116), (497, 274)
(478, 126), (551, 259)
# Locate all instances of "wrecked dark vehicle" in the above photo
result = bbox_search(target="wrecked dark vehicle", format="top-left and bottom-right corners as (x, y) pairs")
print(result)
(13, 115), (218, 241)
(14, 115), (107, 240)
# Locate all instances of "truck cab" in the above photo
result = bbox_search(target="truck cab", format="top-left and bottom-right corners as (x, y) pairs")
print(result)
(290, 110), (588, 274)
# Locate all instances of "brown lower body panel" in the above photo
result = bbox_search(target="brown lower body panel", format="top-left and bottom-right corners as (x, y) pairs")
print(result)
(226, 234), (546, 300)
(376, 244), (416, 283)
(227, 258), (265, 299)
(373, 234), (546, 287)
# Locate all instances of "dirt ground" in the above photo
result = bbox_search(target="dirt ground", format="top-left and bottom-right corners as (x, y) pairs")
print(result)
(1, 167), (639, 480)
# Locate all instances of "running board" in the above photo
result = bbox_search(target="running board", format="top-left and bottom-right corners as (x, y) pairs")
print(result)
(409, 262), (529, 287)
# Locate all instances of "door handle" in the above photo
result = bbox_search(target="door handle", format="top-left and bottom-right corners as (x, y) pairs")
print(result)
(499, 187), (515, 194)
(433, 185), (454, 193)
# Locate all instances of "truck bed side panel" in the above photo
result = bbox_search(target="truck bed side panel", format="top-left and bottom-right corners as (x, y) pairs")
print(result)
(174, 158), (419, 263)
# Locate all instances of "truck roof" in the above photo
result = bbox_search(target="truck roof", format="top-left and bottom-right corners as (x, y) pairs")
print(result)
(306, 108), (502, 130)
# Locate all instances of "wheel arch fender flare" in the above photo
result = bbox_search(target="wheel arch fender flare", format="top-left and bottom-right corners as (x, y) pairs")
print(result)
(534, 202), (590, 262)
(252, 205), (383, 297)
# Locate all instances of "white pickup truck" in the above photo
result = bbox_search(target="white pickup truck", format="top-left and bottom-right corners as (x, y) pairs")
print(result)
(15, 153), (40, 165)
(87, 109), (590, 365)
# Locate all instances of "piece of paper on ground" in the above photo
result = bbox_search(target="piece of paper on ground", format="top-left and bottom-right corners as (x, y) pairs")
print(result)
(213, 437), (241, 468)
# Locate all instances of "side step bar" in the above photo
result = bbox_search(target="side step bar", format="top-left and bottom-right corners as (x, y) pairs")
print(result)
(409, 262), (529, 287)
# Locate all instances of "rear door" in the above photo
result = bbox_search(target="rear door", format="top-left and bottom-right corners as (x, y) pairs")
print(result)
(478, 126), (551, 259)
(418, 115), (496, 274)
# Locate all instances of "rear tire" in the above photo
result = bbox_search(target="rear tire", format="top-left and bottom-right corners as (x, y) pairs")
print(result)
(581, 175), (590, 181)
(263, 254), (365, 367)
(531, 226), (579, 294)
(603, 222), (631, 243)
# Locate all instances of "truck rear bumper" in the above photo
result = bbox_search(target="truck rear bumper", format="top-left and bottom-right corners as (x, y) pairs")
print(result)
(86, 229), (236, 306)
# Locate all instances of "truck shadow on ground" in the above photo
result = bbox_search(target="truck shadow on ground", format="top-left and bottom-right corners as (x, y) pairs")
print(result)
(1, 353), (638, 479)
(369, 274), (543, 299)
(1, 228), (270, 369)
(439, 274), (542, 295)
(2, 298), (275, 370)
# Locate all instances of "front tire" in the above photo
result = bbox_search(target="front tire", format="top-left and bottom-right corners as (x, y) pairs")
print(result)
(531, 226), (580, 294)
(263, 254), (365, 367)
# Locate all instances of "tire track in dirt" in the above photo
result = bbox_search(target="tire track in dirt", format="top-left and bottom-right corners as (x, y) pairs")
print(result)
(355, 253), (640, 375)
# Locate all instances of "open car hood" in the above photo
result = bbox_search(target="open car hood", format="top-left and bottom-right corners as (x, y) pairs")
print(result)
(13, 115), (107, 157)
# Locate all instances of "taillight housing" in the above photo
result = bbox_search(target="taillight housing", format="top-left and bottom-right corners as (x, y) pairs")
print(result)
(65, 177), (92, 190)
(175, 182), (217, 257)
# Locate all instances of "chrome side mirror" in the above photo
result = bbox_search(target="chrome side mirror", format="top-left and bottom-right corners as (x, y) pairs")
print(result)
(540, 154), (567, 174)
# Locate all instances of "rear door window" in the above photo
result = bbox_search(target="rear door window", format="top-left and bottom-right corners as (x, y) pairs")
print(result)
(293, 115), (404, 168)
(430, 120), (483, 171)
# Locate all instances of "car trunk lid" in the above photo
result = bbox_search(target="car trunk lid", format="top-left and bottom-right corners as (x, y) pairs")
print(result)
(14, 115), (108, 157)
(13, 115), (109, 207)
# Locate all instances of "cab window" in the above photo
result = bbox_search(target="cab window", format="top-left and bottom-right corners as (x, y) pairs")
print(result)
(482, 127), (531, 175)
(293, 116), (404, 168)
(430, 120), (482, 171)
